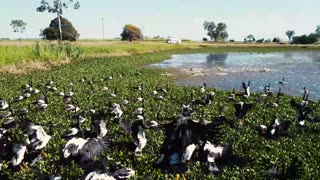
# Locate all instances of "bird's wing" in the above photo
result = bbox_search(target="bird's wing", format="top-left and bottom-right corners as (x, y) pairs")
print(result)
(79, 138), (108, 161)
(35, 126), (49, 141)
(119, 121), (132, 134)
(63, 137), (87, 158)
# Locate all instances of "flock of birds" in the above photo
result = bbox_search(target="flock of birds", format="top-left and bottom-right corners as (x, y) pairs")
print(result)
(0, 73), (320, 179)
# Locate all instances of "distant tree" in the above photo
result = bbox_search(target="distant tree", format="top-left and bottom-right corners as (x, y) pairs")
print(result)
(37, 0), (80, 41)
(203, 21), (228, 42)
(203, 37), (208, 42)
(272, 37), (281, 43)
(316, 25), (320, 36)
(120, 24), (143, 42)
(265, 38), (271, 43)
(256, 38), (264, 43)
(41, 17), (79, 41)
(214, 22), (228, 41)
(203, 21), (216, 41)
(10, 20), (27, 42)
(285, 30), (295, 41)
(292, 33), (318, 44)
(246, 35), (255, 42)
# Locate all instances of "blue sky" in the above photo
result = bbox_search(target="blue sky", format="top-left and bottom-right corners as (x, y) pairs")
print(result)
(0, 0), (319, 40)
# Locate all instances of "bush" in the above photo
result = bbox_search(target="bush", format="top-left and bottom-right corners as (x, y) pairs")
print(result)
(229, 39), (235, 42)
(203, 38), (208, 42)
(41, 17), (80, 41)
(292, 33), (319, 44)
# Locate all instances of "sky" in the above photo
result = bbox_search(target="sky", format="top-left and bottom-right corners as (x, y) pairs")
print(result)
(0, 0), (319, 41)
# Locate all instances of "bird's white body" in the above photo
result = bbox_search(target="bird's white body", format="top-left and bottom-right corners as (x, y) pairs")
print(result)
(0, 129), (7, 139)
(134, 108), (144, 115)
(112, 106), (123, 118)
(0, 101), (9, 110)
(136, 97), (143, 102)
(63, 137), (87, 158)
(98, 120), (107, 138)
(85, 171), (115, 180)
(260, 125), (267, 130)
(182, 143), (196, 163)
(11, 144), (27, 166)
(135, 127), (147, 153)
(28, 124), (52, 150)
(204, 141), (224, 163)
(102, 87), (109, 91)
(65, 128), (79, 137)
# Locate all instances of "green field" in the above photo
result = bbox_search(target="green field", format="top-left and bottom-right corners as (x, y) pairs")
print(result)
(1, 42), (320, 179)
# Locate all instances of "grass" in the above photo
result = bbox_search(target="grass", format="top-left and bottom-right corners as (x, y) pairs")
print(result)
(1, 40), (319, 74)
(0, 47), (320, 179)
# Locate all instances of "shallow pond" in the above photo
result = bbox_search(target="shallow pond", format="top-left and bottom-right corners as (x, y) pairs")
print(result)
(150, 51), (320, 99)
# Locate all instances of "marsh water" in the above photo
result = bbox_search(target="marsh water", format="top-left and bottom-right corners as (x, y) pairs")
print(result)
(150, 51), (320, 99)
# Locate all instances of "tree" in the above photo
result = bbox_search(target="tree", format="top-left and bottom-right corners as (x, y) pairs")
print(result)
(214, 22), (228, 41)
(203, 21), (228, 42)
(37, 0), (80, 41)
(203, 21), (216, 41)
(285, 30), (295, 41)
(120, 24), (143, 42)
(41, 17), (79, 41)
(272, 37), (281, 43)
(246, 35), (255, 42)
(316, 25), (320, 36)
(256, 38), (264, 43)
(10, 20), (26, 42)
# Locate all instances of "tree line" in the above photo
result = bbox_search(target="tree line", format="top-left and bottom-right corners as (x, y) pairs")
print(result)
(7, 1), (320, 44)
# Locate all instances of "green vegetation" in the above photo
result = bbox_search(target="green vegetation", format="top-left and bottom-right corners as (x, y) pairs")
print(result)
(41, 17), (80, 41)
(0, 48), (320, 179)
(203, 21), (228, 42)
(286, 30), (295, 41)
(120, 24), (143, 42)
(37, 0), (80, 41)
(245, 35), (255, 43)
(0, 42), (82, 65)
(292, 33), (319, 44)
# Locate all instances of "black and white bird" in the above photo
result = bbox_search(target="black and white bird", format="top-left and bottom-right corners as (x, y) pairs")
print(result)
(63, 137), (108, 162)
(200, 81), (207, 93)
(242, 81), (250, 99)
(202, 141), (232, 172)
(120, 115), (158, 156)
(234, 102), (254, 120)
(65, 104), (80, 113)
(181, 104), (194, 117)
(111, 103), (123, 119)
(85, 167), (135, 180)
(25, 122), (52, 150)
(259, 116), (291, 139)
(279, 77), (286, 85)
(0, 99), (9, 110)
(11, 140), (29, 169)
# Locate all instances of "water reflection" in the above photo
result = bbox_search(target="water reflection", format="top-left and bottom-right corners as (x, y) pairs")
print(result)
(150, 51), (320, 99)
(311, 52), (320, 62)
(206, 53), (228, 67)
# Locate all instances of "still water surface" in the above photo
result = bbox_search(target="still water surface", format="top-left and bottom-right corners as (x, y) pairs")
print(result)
(150, 51), (320, 99)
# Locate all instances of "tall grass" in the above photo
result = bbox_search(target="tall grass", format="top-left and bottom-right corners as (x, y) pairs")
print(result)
(0, 42), (83, 66)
